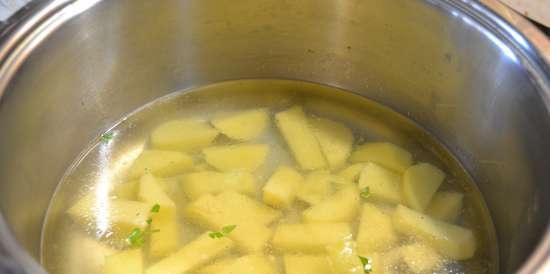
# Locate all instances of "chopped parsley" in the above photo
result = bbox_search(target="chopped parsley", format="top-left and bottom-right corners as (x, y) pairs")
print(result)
(359, 256), (373, 274)
(209, 225), (237, 239)
(126, 204), (161, 247)
(100, 132), (115, 143)
(360, 187), (371, 199)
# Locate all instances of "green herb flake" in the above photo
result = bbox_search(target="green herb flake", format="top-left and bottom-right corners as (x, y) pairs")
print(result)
(208, 231), (224, 239)
(126, 228), (144, 247)
(151, 203), (161, 213)
(359, 256), (373, 274)
(221, 225), (237, 235)
(100, 132), (115, 143)
(146, 217), (153, 225)
(209, 225), (237, 239)
(360, 187), (371, 199)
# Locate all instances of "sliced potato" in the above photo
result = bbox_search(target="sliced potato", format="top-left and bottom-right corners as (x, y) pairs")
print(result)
(216, 254), (280, 274)
(337, 163), (366, 183)
(211, 108), (269, 140)
(357, 203), (399, 254)
(275, 106), (326, 170)
(426, 191), (464, 222)
(151, 119), (219, 151)
(392, 205), (476, 260)
(358, 162), (402, 204)
(295, 170), (334, 205)
(113, 180), (139, 200)
(129, 150), (194, 179)
(137, 174), (179, 258)
(400, 243), (443, 274)
(184, 191), (281, 227)
(145, 233), (234, 274)
(104, 248), (143, 274)
(67, 194), (150, 237)
(402, 163), (445, 211)
(302, 186), (360, 223)
(203, 144), (269, 172)
(350, 142), (412, 173)
(262, 166), (304, 209)
(326, 240), (363, 274)
(272, 223), (352, 252)
(226, 222), (273, 253)
(181, 171), (256, 200)
(284, 255), (332, 274)
(310, 117), (354, 169)
(197, 257), (236, 274)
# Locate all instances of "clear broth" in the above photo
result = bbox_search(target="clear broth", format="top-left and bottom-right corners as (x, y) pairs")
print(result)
(41, 79), (498, 274)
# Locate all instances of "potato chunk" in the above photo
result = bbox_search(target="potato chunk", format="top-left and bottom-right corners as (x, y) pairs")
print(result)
(137, 174), (180, 258)
(337, 163), (366, 183)
(425, 191), (464, 222)
(275, 106), (326, 170)
(181, 171), (256, 200)
(146, 233), (234, 274)
(326, 240), (363, 274)
(215, 254), (280, 274)
(211, 108), (269, 140)
(203, 144), (269, 172)
(272, 223), (352, 252)
(262, 166), (304, 209)
(284, 255), (332, 274)
(113, 180), (139, 200)
(310, 117), (354, 169)
(67, 194), (150, 236)
(105, 248), (143, 274)
(358, 162), (402, 204)
(392, 205), (476, 260)
(184, 191), (281, 227)
(184, 192), (280, 252)
(198, 257), (235, 274)
(400, 243), (443, 274)
(129, 150), (194, 179)
(151, 119), (219, 151)
(402, 163), (445, 211)
(350, 142), (412, 173)
(296, 170), (334, 205)
(357, 203), (398, 254)
(302, 186), (359, 223)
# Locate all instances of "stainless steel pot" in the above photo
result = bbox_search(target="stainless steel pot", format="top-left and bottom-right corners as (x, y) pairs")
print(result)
(0, 0), (548, 273)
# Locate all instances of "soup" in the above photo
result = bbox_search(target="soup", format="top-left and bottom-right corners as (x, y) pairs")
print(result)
(41, 80), (497, 274)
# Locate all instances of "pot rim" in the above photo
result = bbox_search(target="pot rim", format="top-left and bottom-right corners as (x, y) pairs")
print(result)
(0, 0), (548, 273)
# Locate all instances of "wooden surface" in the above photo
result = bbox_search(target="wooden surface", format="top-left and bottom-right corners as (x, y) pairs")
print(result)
(499, 0), (550, 28)
(483, 0), (550, 63)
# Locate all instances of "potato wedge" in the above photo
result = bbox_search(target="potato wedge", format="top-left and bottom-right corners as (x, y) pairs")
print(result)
(326, 240), (363, 274)
(296, 170), (334, 205)
(284, 255), (332, 274)
(392, 205), (476, 260)
(337, 163), (366, 183)
(402, 163), (445, 211)
(146, 233), (234, 274)
(310, 117), (354, 169)
(262, 166), (304, 209)
(350, 142), (412, 173)
(129, 150), (194, 179)
(211, 108), (269, 140)
(302, 186), (360, 223)
(357, 203), (399, 254)
(358, 162), (402, 204)
(275, 106), (326, 170)
(400, 243), (443, 273)
(181, 171), (256, 200)
(151, 119), (219, 151)
(203, 144), (269, 172)
(272, 223), (352, 252)
(215, 254), (280, 274)
(425, 191), (463, 222)
(105, 248), (143, 274)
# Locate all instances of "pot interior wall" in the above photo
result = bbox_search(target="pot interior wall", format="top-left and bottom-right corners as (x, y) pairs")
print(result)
(0, 0), (549, 273)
